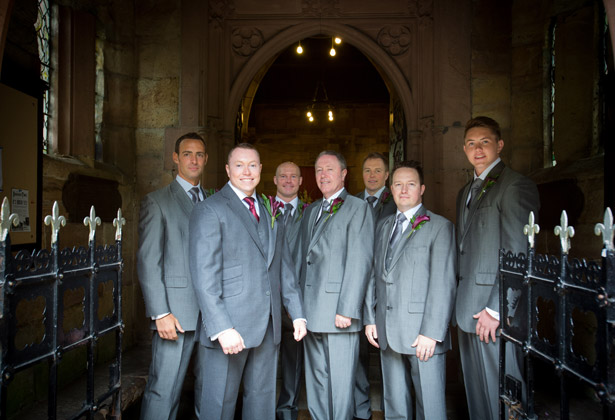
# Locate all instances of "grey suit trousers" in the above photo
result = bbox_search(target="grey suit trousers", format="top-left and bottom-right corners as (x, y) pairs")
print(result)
(304, 331), (359, 420)
(380, 346), (446, 420)
(200, 321), (279, 420)
(276, 319), (304, 420)
(140, 331), (203, 420)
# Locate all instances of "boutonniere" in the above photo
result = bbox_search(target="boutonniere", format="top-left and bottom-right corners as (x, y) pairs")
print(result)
(297, 202), (309, 222)
(477, 174), (500, 200)
(324, 197), (344, 223)
(261, 194), (284, 229)
(406, 214), (430, 238)
(381, 191), (392, 204)
(205, 188), (219, 198)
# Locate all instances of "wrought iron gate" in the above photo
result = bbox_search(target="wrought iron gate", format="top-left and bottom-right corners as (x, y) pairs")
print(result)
(499, 208), (614, 419)
(0, 199), (126, 420)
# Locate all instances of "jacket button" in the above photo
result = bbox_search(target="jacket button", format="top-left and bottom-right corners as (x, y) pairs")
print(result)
(265, 291), (270, 296)
(387, 306), (392, 310)
(307, 261), (311, 265)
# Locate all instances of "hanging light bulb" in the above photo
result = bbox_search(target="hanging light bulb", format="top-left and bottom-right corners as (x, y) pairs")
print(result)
(334, 37), (342, 45)
(329, 47), (336, 57)
(296, 41), (303, 54)
(309, 115), (314, 122)
(306, 111), (312, 118)
(328, 110), (334, 121)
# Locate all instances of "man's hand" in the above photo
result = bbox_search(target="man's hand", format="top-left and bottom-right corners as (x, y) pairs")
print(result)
(473, 309), (499, 343)
(293, 320), (307, 341)
(335, 314), (352, 329)
(155, 314), (184, 340)
(411, 334), (436, 362)
(365, 324), (379, 348)
(218, 329), (246, 355)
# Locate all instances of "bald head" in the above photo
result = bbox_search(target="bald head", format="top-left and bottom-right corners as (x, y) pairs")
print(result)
(274, 161), (303, 201)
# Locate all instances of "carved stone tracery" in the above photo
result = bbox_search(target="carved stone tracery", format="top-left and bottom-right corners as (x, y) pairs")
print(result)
(377, 25), (411, 56)
(231, 27), (264, 57)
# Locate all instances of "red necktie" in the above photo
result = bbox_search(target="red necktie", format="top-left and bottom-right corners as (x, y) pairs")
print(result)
(244, 197), (259, 222)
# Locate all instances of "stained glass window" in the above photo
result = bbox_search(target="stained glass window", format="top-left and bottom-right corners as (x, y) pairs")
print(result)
(35, 0), (51, 153)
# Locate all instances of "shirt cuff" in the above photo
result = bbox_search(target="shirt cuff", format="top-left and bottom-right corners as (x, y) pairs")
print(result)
(485, 307), (500, 321)
(211, 328), (233, 341)
(152, 312), (170, 321)
(293, 318), (307, 326)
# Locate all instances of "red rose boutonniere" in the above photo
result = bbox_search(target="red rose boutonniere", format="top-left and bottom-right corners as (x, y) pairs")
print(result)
(381, 191), (392, 204)
(324, 197), (344, 223)
(406, 214), (430, 238)
(261, 194), (284, 229)
(297, 202), (309, 222)
(477, 174), (499, 201)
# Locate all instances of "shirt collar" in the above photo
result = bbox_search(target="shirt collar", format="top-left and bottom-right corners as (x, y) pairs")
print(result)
(364, 186), (385, 200)
(396, 203), (423, 224)
(474, 157), (501, 181)
(227, 181), (258, 201)
(175, 175), (201, 196)
(323, 187), (345, 204)
(275, 195), (299, 214)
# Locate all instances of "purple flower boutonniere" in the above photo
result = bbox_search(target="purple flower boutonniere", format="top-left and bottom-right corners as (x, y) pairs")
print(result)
(297, 202), (309, 222)
(261, 194), (284, 229)
(406, 214), (430, 238)
(477, 173), (500, 200)
(381, 191), (392, 204)
(324, 197), (344, 222)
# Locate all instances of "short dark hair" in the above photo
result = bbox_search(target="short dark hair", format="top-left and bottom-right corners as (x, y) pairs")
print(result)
(175, 132), (206, 154)
(464, 116), (501, 140)
(362, 152), (389, 172)
(315, 150), (347, 170)
(227, 142), (260, 163)
(392, 160), (424, 185)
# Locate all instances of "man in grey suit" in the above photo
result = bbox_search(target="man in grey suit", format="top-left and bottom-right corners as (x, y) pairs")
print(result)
(189, 143), (307, 420)
(455, 116), (540, 419)
(297, 150), (374, 420)
(137, 132), (208, 420)
(365, 160), (457, 420)
(354, 152), (396, 420)
(274, 162), (306, 420)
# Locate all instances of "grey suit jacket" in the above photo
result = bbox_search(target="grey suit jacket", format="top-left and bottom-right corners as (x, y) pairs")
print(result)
(356, 188), (397, 226)
(365, 206), (457, 355)
(297, 189), (374, 333)
(454, 162), (540, 333)
(137, 179), (203, 331)
(283, 199), (304, 263)
(189, 183), (305, 349)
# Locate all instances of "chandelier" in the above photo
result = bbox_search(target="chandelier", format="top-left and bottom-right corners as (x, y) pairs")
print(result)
(306, 80), (334, 123)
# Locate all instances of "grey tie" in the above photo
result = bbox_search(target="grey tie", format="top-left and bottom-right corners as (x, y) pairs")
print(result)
(366, 195), (377, 208)
(386, 213), (407, 270)
(284, 203), (294, 225)
(467, 178), (483, 208)
(189, 186), (201, 203)
(316, 200), (331, 225)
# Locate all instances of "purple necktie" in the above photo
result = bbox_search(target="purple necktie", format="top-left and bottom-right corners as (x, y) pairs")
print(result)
(244, 197), (259, 222)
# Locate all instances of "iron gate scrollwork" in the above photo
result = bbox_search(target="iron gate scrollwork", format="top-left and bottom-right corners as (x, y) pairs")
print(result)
(499, 208), (615, 419)
(0, 199), (125, 420)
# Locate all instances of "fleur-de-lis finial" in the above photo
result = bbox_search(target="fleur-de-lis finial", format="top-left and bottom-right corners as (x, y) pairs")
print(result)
(83, 205), (101, 242)
(0, 197), (19, 241)
(594, 207), (614, 252)
(113, 208), (126, 241)
(554, 210), (575, 255)
(44, 201), (66, 246)
(523, 211), (540, 249)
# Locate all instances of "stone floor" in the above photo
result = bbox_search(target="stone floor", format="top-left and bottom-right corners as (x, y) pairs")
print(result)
(13, 343), (607, 419)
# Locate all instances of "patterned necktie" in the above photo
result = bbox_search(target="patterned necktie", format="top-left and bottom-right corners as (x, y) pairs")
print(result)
(366, 195), (377, 208)
(284, 203), (294, 225)
(244, 197), (259, 222)
(386, 213), (407, 270)
(467, 178), (483, 208)
(189, 186), (201, 203)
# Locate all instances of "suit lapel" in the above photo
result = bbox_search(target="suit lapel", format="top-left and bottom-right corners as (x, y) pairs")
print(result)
(308, 190), (348, 252)
(221, 185), (267, 260)
(459, 162), (505, 244)
(170, 180), (193, 216)
(388, 206), (427, 272)
(379, 215), (395, 275)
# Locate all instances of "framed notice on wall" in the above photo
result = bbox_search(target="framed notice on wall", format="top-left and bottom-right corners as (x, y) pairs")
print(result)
(0, 83), (40, 248)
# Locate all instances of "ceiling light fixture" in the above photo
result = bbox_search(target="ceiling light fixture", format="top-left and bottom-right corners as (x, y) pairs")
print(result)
(334, 37), (342, 45)
(329, 38), (336, 57)
(306, 80), (334, 123)
(296, 41), (303, 54)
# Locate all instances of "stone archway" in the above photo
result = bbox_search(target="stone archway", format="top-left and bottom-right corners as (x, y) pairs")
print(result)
(224, 21), (415, 150)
